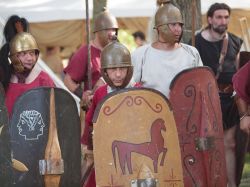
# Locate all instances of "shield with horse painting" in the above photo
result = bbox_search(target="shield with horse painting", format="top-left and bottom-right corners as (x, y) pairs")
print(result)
(169, 67), (227, 186)
(93, 88), (184, 187)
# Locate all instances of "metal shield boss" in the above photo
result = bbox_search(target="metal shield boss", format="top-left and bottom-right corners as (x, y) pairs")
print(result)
(0, 83), (13, 187)
(93, 88), (184, 187)
(169, 67), (227, 186)
(10, 87), (81, 187)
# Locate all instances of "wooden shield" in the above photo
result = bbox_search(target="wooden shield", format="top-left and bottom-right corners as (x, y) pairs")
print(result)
(0, 83), (13, 187)
(10, 87), (81, 187)
(93, 88), (184, 187)
(169, 67), (227, 186)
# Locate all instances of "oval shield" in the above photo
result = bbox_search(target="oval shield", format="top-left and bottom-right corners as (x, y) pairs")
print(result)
(93, 88), (184, 187)
(0, 83), (13, 187)
(10, 87), (81, 187)
(169, 67), (227, 186)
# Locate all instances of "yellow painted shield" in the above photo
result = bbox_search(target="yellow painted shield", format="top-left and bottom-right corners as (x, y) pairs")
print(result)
(93, 88), (184, 187)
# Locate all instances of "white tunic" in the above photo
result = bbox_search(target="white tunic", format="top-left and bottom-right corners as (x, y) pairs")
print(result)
(132, 43), (203, 98)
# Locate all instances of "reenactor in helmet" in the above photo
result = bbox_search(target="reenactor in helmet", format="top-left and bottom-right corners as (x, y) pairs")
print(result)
(4, 32), (54, 115)
(0, 16), (31, 186)
(0, 15), (29, 90)
(132, 0), (203, 98)
(81, 37), (140, 187)
(64, 8), (119, 108)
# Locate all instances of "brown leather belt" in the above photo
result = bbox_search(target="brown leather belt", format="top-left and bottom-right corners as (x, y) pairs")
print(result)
(217, 83), (234, 94)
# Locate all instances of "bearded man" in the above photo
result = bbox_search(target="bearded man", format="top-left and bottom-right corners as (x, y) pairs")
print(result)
(195, 3), (243, 187)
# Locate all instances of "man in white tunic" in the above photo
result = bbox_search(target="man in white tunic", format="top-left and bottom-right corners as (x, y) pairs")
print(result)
(132, 0), (203, 98)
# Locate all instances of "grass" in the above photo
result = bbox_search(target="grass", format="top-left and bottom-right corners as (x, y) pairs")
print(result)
(240, 153), (250, 187)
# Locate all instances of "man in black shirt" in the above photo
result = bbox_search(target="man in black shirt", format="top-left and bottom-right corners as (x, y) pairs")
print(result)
(195, 3), (243, 187)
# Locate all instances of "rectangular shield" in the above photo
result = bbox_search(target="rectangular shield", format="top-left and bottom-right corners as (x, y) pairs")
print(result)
(169, 67), (227, 186)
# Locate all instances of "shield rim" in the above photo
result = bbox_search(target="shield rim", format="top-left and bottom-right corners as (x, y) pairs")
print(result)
(93, 87), (173, 123)
(169, 66), (215, 90)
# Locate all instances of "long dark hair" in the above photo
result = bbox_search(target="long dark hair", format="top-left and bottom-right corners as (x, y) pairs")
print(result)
(0, 15), (29, 90)
(0, 43), (11, 90)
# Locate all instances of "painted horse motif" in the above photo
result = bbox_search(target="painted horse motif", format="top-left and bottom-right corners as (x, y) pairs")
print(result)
(112, 118), (167, 174)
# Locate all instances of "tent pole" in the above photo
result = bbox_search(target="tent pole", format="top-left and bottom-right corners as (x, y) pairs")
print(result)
(81, 2), (93, 186)
(86, 0), (92, 90)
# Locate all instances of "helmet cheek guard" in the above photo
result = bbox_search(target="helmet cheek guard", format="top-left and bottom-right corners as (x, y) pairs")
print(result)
(9, 32), (40, 73)
(9, 55), (24, 73)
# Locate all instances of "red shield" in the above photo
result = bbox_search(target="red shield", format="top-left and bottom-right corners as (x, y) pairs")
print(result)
(169, 67), (227, 186)
(93, 88), (184, 187)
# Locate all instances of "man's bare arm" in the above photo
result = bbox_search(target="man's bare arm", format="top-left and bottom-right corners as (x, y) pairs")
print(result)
(64, 73), (81, 95)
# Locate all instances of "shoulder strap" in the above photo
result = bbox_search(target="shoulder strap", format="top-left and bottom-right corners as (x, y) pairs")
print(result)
(215, 33), (228, 79)
(139, 46), (150, 83)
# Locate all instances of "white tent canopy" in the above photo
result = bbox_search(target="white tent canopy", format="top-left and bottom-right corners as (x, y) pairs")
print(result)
(0, 0), (157, 23)
(0, 0), (87, 22)
(1, 0), (250, 23)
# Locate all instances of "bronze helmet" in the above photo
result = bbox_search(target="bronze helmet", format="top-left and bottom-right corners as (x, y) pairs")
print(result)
(93, 8), (118, 33)
(101, 39), (133, 88)
(154, 2), (183, 44)
(9, 32), (39, 73)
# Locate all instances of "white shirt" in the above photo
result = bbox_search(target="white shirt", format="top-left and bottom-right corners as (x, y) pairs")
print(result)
(132, 43), (203, 97)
